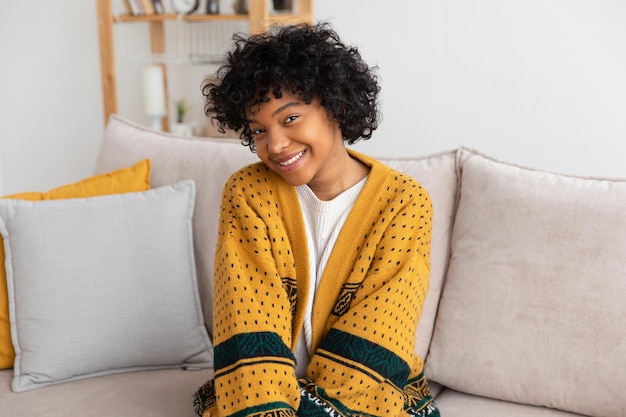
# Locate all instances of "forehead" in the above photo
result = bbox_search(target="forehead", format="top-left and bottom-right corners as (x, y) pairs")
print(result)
(246, 90), (305, 118)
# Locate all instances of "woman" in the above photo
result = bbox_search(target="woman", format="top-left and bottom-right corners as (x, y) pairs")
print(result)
(195, 22), (439, 417)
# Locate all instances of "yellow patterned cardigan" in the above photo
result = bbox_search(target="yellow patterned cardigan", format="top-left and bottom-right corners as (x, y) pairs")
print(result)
(195, 150), (435, 417)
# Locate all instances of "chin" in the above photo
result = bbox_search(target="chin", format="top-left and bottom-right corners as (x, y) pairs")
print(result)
(267, 163), (311, 187)
(278, 172), (309, 187)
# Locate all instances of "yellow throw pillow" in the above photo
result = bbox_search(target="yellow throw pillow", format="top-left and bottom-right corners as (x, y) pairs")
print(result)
(0, 159), (151, 369)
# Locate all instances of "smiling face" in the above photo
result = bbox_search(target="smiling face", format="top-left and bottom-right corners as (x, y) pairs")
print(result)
(247, 91), (367, 200)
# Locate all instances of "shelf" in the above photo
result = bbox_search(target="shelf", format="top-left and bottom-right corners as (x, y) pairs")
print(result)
(115, 13), (249, 23)
(114, 12), (311, 26)
(97, 0), (313, 129)
(268, 12), (312, 26)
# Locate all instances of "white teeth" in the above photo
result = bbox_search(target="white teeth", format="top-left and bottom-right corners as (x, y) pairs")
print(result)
(279, 151), (305, 166)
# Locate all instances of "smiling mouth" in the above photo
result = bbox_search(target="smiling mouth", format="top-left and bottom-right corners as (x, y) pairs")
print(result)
(279, 150), (306, 166)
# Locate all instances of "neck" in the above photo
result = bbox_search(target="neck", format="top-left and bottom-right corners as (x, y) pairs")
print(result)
(308, 150), (370, 201)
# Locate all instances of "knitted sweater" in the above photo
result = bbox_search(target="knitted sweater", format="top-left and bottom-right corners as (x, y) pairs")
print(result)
(195, 150), (434, 417)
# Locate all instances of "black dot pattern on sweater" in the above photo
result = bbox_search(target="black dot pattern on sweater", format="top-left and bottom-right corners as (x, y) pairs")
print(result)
(213, 164), (297, 345)
(211, 160), (434, 416)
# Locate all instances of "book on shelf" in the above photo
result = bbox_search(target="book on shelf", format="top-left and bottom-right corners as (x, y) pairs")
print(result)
(124, 0), (145, 15)
(120, 0), (169, 16)
(152, 0), (164, 14)
(141, 0), (156, 14)
(121, 0), (135, 15)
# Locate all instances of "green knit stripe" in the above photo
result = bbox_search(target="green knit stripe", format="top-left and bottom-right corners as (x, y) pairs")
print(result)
(229, 402), (296, 417)
(317, 328), (411, 387)
(214, 331), (295, 372)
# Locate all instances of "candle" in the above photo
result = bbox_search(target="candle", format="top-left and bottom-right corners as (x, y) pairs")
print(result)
(142, 65), (166, 117)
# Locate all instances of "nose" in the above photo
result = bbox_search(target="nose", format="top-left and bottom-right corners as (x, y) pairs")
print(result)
(266, 128), (290, 154)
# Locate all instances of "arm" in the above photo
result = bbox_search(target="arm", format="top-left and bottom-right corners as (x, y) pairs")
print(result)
(300, 182), (433, 416)
(204, 170), (302, 417)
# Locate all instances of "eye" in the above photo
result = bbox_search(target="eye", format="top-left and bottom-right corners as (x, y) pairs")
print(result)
(284, 115), (298, 125)
(251, 127), (265, 136)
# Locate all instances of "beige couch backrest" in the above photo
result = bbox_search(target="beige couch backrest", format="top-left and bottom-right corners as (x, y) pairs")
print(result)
(425, 147), (626, 417)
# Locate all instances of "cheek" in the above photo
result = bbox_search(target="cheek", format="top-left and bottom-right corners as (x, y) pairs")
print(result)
(254, 145), (270, 163)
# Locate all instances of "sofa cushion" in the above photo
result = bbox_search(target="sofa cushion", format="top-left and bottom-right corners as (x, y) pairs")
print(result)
(435, 389), (586, 417)
(3, 159), (151, 201)
(380, 151), (458, 359)
(0, 368), (211, 417)
(94, 115), (259, 340)
(0, 180), (212, 392)
(425, 148), (626, 417)
(0, 159), (151, 370)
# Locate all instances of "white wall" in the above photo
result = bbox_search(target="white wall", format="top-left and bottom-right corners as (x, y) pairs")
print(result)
(322, 1), (626, 176)
(2, 1), (626, 195)
(0, 1), (104, 195)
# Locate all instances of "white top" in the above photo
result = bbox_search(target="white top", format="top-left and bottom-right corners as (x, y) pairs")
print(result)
(294, 176), (368, 377)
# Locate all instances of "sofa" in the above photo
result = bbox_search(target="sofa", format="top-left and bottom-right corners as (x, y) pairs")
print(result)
(1, 114), (624, 417)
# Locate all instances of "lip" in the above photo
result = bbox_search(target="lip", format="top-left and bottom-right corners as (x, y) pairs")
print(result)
(275, 150), (306, 171)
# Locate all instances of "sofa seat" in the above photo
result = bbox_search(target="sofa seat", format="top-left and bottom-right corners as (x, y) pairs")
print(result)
(0, 368), (211, 417)
(0, 367), (587, 417)
(435, 389), (587, 417)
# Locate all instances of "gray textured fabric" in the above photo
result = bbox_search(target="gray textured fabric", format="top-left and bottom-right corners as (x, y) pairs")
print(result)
(0, 180), (212, 392)
(426, 148), (626, 417)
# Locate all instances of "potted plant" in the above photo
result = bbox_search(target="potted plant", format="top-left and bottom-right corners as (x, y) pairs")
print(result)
(172, 98), (193, 136)
(174, 98), (191, 124)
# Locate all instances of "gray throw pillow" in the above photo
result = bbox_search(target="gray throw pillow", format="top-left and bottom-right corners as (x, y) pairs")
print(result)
(0, 180), (212, 392)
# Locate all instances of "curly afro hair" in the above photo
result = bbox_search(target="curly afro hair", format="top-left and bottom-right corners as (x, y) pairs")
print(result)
(202, 22), (380, 151)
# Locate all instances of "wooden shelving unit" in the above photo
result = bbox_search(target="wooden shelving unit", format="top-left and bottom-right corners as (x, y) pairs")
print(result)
(96, 0), (313, 130)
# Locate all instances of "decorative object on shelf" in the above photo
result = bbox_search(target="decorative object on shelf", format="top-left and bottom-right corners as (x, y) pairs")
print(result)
(206, 0), (219, 14)
(233, 0), (248, 14)
(171, 123), (194, 136)
(174, 98), (191, 124)
(272, 0), (292, 12)
(171, 98), (193, 136)
(171, 0), (199, 15)
(142, 65), (167, 131)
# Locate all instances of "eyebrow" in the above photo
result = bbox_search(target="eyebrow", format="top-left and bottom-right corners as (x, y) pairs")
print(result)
(247, 101), (303, 124)
(272, 101), (302, 117)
